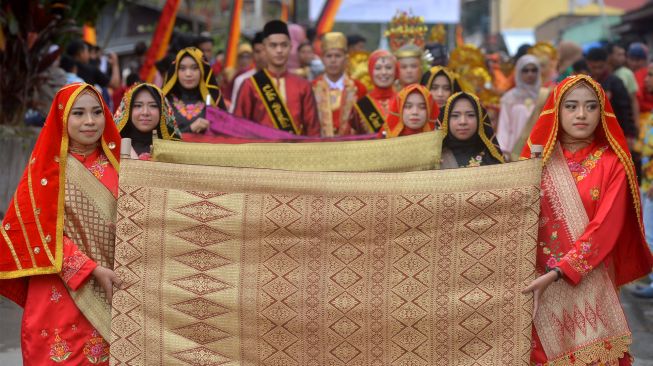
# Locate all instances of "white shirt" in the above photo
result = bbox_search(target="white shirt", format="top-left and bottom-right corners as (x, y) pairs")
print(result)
(325, 75), (345, 91)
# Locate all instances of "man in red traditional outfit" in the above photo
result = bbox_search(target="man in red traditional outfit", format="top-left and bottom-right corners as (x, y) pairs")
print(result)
(233, 20), (320, 136)
(312, 32), (367, 137)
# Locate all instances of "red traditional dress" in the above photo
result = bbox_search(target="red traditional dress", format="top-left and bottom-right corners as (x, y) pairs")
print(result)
(233, 68), (321, 136)
(380, 84), (438, 138)
(350, 50), (398, 134)
(0, 83), (121, 365)
(521, 75), (653, 366)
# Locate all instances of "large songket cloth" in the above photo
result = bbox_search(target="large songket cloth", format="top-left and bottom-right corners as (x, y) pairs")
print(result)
(162, 47), (226, 133)
(350, 50), (398, 134)
(312, 74), (367, 137)
(521, 75), (653, 365)
(152, 130), (443, 172)
(381, 84), (438, 138)
(0, 83), (121, 364)
(233, 68), (321, 136)
(114, 83), (181, 158)
(110, 157), (542, 366)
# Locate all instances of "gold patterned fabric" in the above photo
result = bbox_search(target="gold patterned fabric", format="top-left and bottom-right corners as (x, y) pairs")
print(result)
(111, 158), (542, 366)
(152, 131), (444, 172)
(63, 156), (116, 339)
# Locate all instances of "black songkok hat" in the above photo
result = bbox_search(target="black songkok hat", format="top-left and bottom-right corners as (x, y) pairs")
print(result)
(252, 31), (265, 46)
(263, 20), (290, 39)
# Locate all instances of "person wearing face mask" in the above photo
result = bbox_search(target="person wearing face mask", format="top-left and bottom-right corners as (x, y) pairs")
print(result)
(312, 32), (367, 137)
(420, 65), (462, 117)
(350, 50), (398, 134)
(440, 92), (504, 169)
(162, 47), (226, 134)
(497, 55), (546, 157)
(520, 75), (652, 365)
(0, 83), (123, 365)
(114, 83), (181, 159)
(233, 20), (320, 136)
(380, 84), (438, 138)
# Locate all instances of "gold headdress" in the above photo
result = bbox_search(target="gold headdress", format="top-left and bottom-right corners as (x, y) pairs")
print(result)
(385, 10), (427, 53)
(448, 44), (501, 109)
(321, 32), (347, 53)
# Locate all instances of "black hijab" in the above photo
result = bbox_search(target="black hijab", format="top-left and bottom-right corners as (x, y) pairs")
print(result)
(441, 92), (504, 167)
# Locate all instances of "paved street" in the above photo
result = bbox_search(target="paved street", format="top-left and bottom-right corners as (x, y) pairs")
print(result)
(1, 288), (652, 364)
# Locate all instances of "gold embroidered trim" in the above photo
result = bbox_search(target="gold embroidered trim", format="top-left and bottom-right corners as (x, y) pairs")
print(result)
(0, 226), (21, 270)
(27, 162), (56, 265)
(545, 334), (631, 366)
(13, 196), (37, 267)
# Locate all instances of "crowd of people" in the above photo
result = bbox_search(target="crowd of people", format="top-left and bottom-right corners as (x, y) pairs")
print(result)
(2, 12), (653, 365)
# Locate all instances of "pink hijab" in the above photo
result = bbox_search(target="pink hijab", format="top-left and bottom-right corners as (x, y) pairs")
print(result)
(287, 23), (307, 70)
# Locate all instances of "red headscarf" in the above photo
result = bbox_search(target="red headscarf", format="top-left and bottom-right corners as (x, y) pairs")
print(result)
(0, 83), (120, 282)
(382, 84), (438, 138)
(521, 74), (651, 285)
(368, 49), (397, 101)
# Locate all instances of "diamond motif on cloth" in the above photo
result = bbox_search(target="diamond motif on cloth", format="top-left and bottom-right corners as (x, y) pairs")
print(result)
(459, 313), (492, 334)
(461, 263), (494, 285)
(172, 323), (231, 344)
(462, 239), (496, 260)
(266, 203), (302, 227)
(330, 341), (361, 363)
(186, 190), (226, 199)
(465, 191), (501, 210)
(331, 267), (362, 289)
(329, 292), (361, 313)
(459, 337), (492, 360)
(334, 196), (366, 216)
(330, 317), (361, 338)
(174, 225), (232, 247)
(333, 218), (365, 240)
(332, 243), (363, 265)
(172, 273), (231, 295)
(463, 213), (498, 235)
(262, 326), (297, 350)
(170, 298), (230, 320)
(173, 249), (231, 271)
(172, 347), (230, 365)
(174, 200), (234, 223)
(459, 288), (492, 309)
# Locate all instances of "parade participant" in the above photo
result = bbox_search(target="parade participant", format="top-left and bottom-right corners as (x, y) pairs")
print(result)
(380, 84), (438, 138)
(420, 65), (462, 111)
(233, 20), (320, 136)
(230, 32), (266, 113)
(440, 92), (504, 169)
(586, 47), (637, 141)
(350, 50), (397, 134)
(194, 35), (214, 64)
(528, 42), (558, 87)
(0, 83), (122, 365)
(162, 47), (226, 134)
(312, 32), (367, 137)
(114, 83), (181, 159)
(395, 44), (423, 87)
(521, 75), (653, 364)
(497, 55), (543, 155)
(633, 62), (653, 299)
(294, 42), (316, 79)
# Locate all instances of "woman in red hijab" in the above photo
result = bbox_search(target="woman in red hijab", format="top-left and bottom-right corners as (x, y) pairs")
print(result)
(380, 84), (438, 138)
(521, 75), (653, 365)
(350, 49), (397, 134)
(0, 83), (122, 365)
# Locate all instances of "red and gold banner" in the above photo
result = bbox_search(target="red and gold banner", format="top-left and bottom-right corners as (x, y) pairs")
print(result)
(225, 0), (244, 69)
(139, 0), (181, 82)
(315, 0), (342, 37)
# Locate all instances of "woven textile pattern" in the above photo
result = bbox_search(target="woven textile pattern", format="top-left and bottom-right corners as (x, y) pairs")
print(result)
(110, 159), (541, 366)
